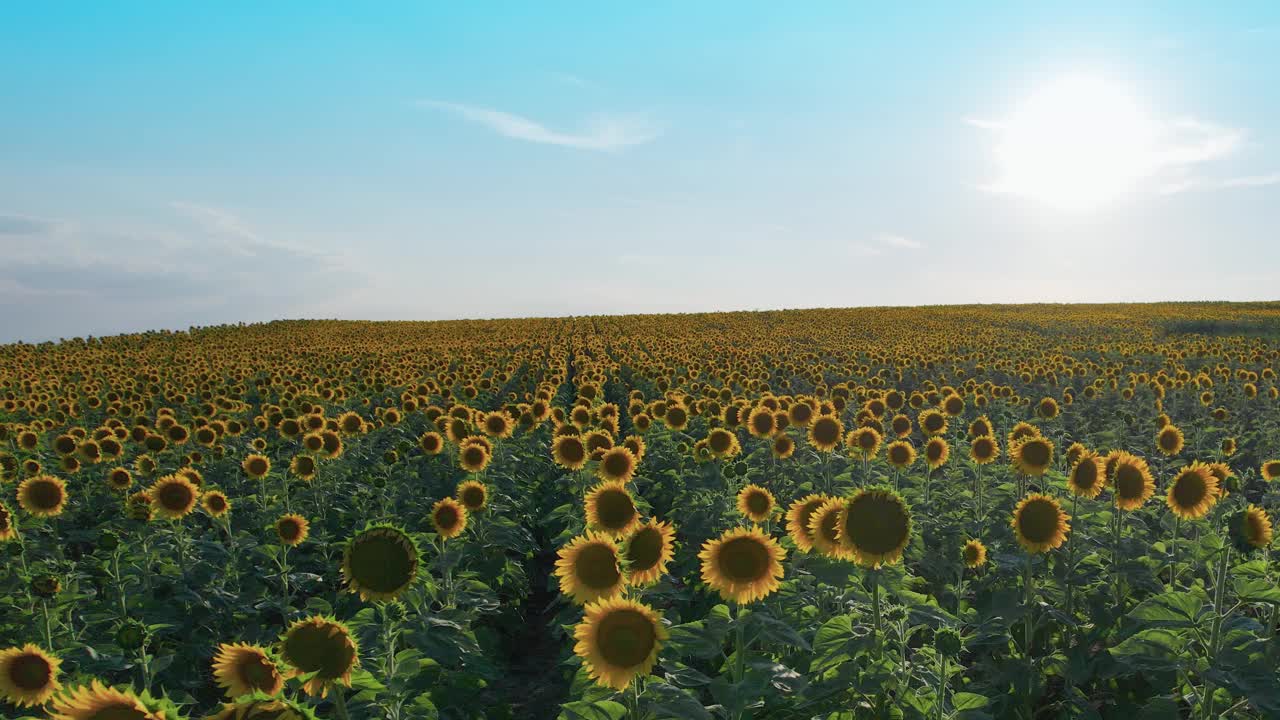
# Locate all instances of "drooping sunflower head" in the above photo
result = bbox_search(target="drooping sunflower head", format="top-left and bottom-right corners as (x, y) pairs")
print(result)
(623, 518), (676, 586)
(17, 475), (68, 518)
(555, 532), (626, 604)
(1067, 453), (1105, 499)
(785, 494), (830, 553)
(149, 474), (200, 521)
(211, 642), (284, 699)
(274, 514), (310, 547)
(341, 525), (421, 602)
(736, 484), (776, 523)
(0, 643), (61, 708)
(1011, 437), (1054, 477)
(1261, 460), (1280, 482)
(1155, 425), (1184, 456)
(430, 498), (468, 540)
(585, 481), (640, 537)
(456, 480), (488, 512)
(1229, 505), (1274, 554)
(885, 440), (916, 469)
(837, 487), (912, 568)
(552, 435), (588, 471)
(698, 526), (786, 604)
(597, 447), (639, 483)
(202, 490), (231, 518)
(1166, 463), (1219, 520)
(808, 415), (844, 453)
(1110, 451), (1155, 512)
(969, 435), (999, 465)
(47, 680), (162, 720)
(573, 596), (666, 691)
(1011, 493), (1070, 554)
(279, 616), (359, 697)
(962, 539), (987, 569)
(924, 437), (950, 470)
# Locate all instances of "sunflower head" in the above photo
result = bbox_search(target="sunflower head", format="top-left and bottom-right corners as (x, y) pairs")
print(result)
(573, 597), (666, 690)
(1011, 493), (1070, 554)
(1165, 463), (1219, 520)
(885, 440), (916, 469)
(555, 532), (626, 604)
(553, 435), (588, 471)
(1067, 453), (1105, 499)
(430, 498), (468, 540)
(456, 480), (488, 512)
(242, 454), (271, 480)
(418, 431), (444, 456)
(274, 514), (310, 547)
(924, 437), (950, 470)
(342, 525), (421, 602)
(458, 442), (491, 473)
(918, 409), (947, 436)
(279, 616), (359, 697)
(0, 643), (61, 708)
(623, 519), (676, 586)
(962, 539), (987, 569)
(17, 475), (68, 518)
(585, 481), (640, 537)
(785, 494), (830, 553)
(1228, 505), (1273, 554)
(149, 474), (200, 520)
(969, 435), (999, 465)
(597, 446), (639, 483)
(698, 526), (786, 604)
(47, 680), (164, 720)
(747, 407), (777, 438)
(1011, 437), (1054, 477)
(736, 484), (776, 524)
(772, 434), (796, 459)
(211, 642), (284, 699)
(837, 487), (912, 568)
(0, 501), (17, 542)
(808, 416), (844, 452)
(1261, 460), (1280, 482)
(202, 490), (231, 518)
(1110, 451), (1155, 512)
(1156, 425), (1184, 456)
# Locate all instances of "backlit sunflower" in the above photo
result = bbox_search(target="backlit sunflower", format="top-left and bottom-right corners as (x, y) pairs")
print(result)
(279, 616), (359, 697)
(573, 597), (666, 690)
(430, 497), (467, 540)
(1261, 460), (1280, 482)
(585, 481), (640, 537)
(0, 643), (61, 707)
(962, 539), (987, 568)
(17, 475), (68, 517)
(1067, 453), (1105, 499)
(342, 525), (420, 602)
(202, 490), (231, 518)
(736, 484), (776, 524)
(1011, 437), (1054, 477)
(149, 474), (200, 520)
(555, 532), (626, 604)
(1110, 451), (1155, 512)
(808, 415), (844, 452)
(699, 526), (786, 604)
(1155, 425), (1184, 456)
(1011, 494), (1070, 554)
(885, 440), (916, 470)
(47, 680), (162, 720)
(785, 494), (830, 552)
(597, 447), (638, 483)
(837, 487), (912, 567)
(552, 435), (588, 471)
(211, 642), (283, 698)
(924, 437), (950, 470)
(623, 518), (675, 585)
(274, 514), (309, 546)
(456, 480), (488, 512)
(969, 435), (999, 465)
(1166, 463), (1219, 520)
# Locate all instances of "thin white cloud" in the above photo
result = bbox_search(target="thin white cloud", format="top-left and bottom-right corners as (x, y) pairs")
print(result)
(1220, 173), (1280, 188)
(847, 244), (883, 258)
(878, 233), (922, 250)
(418, 100), (659, 151)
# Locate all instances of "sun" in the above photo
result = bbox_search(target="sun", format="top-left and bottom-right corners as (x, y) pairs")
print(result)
(982, 74), (1158, 210)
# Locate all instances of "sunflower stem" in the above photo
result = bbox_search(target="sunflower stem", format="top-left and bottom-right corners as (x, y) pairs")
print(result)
(1111, 509), (1124, 608)
(936, 653), (948, 720)
(871, 570), (882, 648)
(333, 687), (351, 720)
(1065, 493), (1079, 627)
(1203, 545), (1232, 719)
(1168, 515), (1181, 590)
(41, 599), (54, 650)
(280, 546), (291, 621)
(1023, 552), (1034, 704)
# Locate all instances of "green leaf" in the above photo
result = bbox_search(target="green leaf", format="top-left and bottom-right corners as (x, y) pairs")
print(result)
(557, 700), (627, 720)
(1125, 592), (1204, 629)
(1234, 577), (1280, 606)
(952, 692), (988, 711)
(1110, 628), (1188, 671)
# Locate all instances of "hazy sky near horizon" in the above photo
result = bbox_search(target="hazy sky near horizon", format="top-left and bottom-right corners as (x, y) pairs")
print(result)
(2, 2), (1279, 343)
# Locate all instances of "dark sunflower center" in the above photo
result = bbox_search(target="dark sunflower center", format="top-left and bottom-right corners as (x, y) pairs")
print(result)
(752, 414), (773, 434)
(709, 432), (733, 453)
(595, 609), (656, 668)
(889, 446), (910, 465)
(28, 481), (63, 509)
(1115, 465), (1145, 499)
(924, 415), (944, 433)
(435, 505), (461, 531)
(461, 486), (485, 509)
(208, 496), (227, 512)
(1019, 442), (1050, 468)
(745, 492), (770, 515)
(603, 452), (631, 477)
(284, 624), (355, 679)
(1159, 431), (1180, 451)
(247, 459), (268, 475)
(974, 439), (994, 458)
(964, 545), (981, 564)
(927, 443), (944, 462)
(794, 502), (822, 540)
(559, 440), (585, 464)
(86, 703), (150, 720)
(892, 418), (910, 434)
(462, 447), (485, 467)
(9, 653), (51, 690)
(1171, 472), (1207, 508)
(1017, 500), (1059, 543)
(666, 408), (687, 426)
(595, 490), (635, 530)
(279, 520), (302, 541)
(157, 482), (193, 511)
(844, 494), (909, 555)
(348, 532), (416, 593)
(627, 528), (663, 571)
(812, 419), (840, 445)
(717, 537), (770, 582)
(238, 652), (278, 690)
(576, 543), (621, 589)
(1071, 461), (1099, 490)
(818, 510), (841, 544)
(790, 405), (812, 424)
(859, 432), (878, 450)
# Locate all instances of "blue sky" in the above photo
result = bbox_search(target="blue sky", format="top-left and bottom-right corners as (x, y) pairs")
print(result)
(2, 2), (1278, 342)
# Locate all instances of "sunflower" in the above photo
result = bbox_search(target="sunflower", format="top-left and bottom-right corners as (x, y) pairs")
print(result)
(1230, 505), (1274, 553)
(0, 501), (17, 542)
(458, 442), (491, 473)
(456, 480), (488, 512)
(1036, 397), (1060, 419)
(889, 414), (912, 438)
(1166, 463), (1219, 520)
(17, 475), (68, 517)
(552, 435), (588, 471)
(807, 498), (853, 559)
(336, 411), (365, 435)
(430, 497), (468, 540)
(47, 680), (162, 720)
(747, 407), (777, 438)
(149, 474), (200, 520)
(574, 597), (666, 690)
(319, 430), (343, 459)
(918, 409), (947, 436)
(967, 416), (993, 439)
(204, 696), (319, 720)
(808, 415), (844, 452)
(274, 514), (310, 546)
(962, 539), (987, 568)
(1220, 437), (1236, 456)
(622, 435), (647, 463)
(1155, 425), (1184, 456)
(418, 431), (444, 456)
(699, 526), (786, 604)
(1011, 437), (1054, 477)
(597, 447), (638, 483)
(202, 490), (231, 518)
(342, 525), (420, 602)
(0, 644), (61, 707)
(1067, 453), (1105, 499)
(846, 427), (882, 458)
(772, 434), (796, 459)
(482, 411), (513, 439)
(736, 484), (776, 524)
(1110, 451), (1155, 512)
(1007, 421), (1041, 446)
(623, 519), (675, 586)
(885, 440), (916, 469)
(837, 487), (912, 567)
(585, 481), (640, 537)
(239, 454), (269, 480)
(279, 616), (359, 697)
(211, 642), (283, 698)
(924, 437), (950, 470)
(127, 491), (153, 522)
(555, 532), (626, 604)
(969, 435), (999, 465)
(1261, 460), (1280, 482)
(1011, 494), (1070, 554)
(785, 494), (830, 552)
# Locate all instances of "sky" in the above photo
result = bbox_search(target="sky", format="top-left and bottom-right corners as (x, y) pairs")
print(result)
(2, 2), (1279, 343)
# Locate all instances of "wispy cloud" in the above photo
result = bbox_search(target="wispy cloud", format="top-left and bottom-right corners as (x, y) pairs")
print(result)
(877, 233), (922, 250)
(418, 100), (659, 151)
(847, 233), (923, 257)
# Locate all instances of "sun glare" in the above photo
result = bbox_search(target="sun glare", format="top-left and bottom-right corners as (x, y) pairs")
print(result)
(985, 74), (1159, 211)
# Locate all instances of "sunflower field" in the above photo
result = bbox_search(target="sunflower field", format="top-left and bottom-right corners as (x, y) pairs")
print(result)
(3, 303), (1280, 719)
